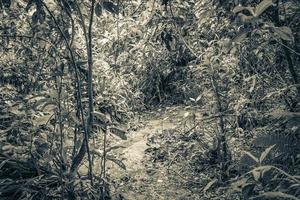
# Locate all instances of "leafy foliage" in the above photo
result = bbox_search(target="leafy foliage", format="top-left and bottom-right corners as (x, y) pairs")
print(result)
(0, 0), (299, 199)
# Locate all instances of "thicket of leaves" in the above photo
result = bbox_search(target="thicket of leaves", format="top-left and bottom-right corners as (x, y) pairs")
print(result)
(110, 0), (300, 199)
(0, 0), (299, 199)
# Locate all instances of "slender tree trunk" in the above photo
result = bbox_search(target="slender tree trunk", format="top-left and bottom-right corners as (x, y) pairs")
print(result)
(86, 0), (95, 185)
(69, 1), (95, 183)
(274, 0), (300, 98)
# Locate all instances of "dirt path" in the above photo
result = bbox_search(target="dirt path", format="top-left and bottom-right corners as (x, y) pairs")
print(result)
(107, 106), (207, 200)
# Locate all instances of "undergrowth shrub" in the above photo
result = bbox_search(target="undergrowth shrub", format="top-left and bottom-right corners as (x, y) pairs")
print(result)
(230, 144), (300, 200)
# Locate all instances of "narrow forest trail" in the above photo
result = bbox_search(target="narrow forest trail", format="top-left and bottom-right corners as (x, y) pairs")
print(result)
(106, 106), (209, 200)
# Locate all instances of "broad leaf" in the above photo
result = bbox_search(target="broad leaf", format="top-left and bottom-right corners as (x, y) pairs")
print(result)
(95, 3), (102, 17)
(33, 114), (53, 126)
(1, 144), (13, 152)
(195, 94), (202, 102)
(39, 9), (46, 24)
(248, 75), (256, 93)
(107, 155), (126, 170)
(76, 60), (88, 66)
(109, 127), (127, 140)
(25, 0), (35, 11)
(259, 144), (275, 164)
(32, 11), (39, 25)
(183, 112), (190, 118)
(70, 112), (81, 126)
(0, 159), (10, 170)
(233, 5), (255, 16)
(249, 166), (273, 181)
(230, 178), (249, 192)
(93, 111), (111, 124)
(203, 178), (218, 192)
(252, 169), (261, 181)
(243, 151), (259, 164)
(273, 26), (294, 42)
(106, 145), (126, 153)
(103, 1), (118, 14)
(251, 191), (300, 200)
(261, 165), (272, 179)
(91, 145), (125, 156)
(237, 13), (255, 24)
(190, 98), (195, 102)
(232, 31), (249, 44)
(254, 0), (273, 17)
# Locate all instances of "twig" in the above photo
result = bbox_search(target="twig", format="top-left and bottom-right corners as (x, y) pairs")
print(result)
(182, 113), (236, 135)
(102, 127), (108, 200)
(0, 34), (54, 46)
(40, 0), (88, 178)
(169, 168), (203, 184)
(277, 39), (300, 56)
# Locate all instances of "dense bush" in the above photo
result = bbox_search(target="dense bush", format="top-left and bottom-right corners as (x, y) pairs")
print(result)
(0, 0), (299, 199)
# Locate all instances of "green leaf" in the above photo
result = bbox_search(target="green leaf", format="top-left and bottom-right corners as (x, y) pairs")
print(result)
(232, 31), (249, 44)
(103, 1), (118, 14)
(230, 178), (249, 192)
(76, 60), (88, 66)
(259, 144), (275, 164)
(33, 114), (53, 126)
(273, 26), (294, 41)
(248, 75), (256, 94)
(106, 155), (126, 170)
(190, 98), (195, 102)
(90, 149), (103, 157)
(106, 145), (126, 153)
(249, 166), (273, 181)
(70, 112), (81, 126)
(237, 13), (255, 24)
(243, 151), (259, 164)
(195, 94), (202, 102)
(0, 159), (10, 170)
(93, 111), (111, 124)
(35, 99), (57, 111)
(261, 165), (272, 179)
(32, 11), (39, 25)
(203, 178), (218, 193)
(91, 145), (126, 157)
(95, 3), (102, 17)
(254, 0), (273, 17)
(251, 165), (272, 171)
(250, 192), (300, 200)
(34, 98), (51, 109)
(2, 144), (13, 152)
(25, 0), (35, 11)
(39, 9), (46, 24)
(109, 127), (127, 140)
(252, 168), (261, 181)
(233, 5), (255, 16)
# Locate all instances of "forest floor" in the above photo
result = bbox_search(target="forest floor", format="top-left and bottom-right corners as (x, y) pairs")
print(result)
(103, 106), (226, 200)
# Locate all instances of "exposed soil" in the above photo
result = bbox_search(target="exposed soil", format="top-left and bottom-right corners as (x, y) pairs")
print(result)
(106, 106), (212, 200)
